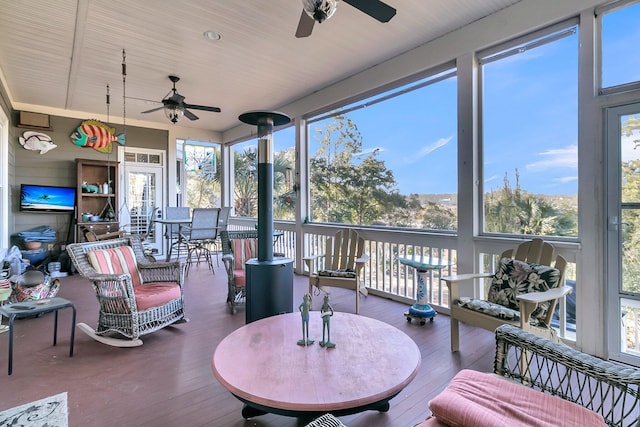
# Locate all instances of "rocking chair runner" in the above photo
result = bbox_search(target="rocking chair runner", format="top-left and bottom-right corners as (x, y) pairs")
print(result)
(304, 229), (369, 314)
(66, 235), (186, 346)
(442, 238), (572, 352)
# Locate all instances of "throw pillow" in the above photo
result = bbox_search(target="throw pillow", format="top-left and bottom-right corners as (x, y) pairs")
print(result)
(232, 238), (258, 270)
(487, 257), (560, 323)
(87, 246), (143, 287)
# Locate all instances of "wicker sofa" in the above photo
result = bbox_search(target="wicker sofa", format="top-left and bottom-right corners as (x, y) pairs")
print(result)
(309, 324), (640, 426)
(66, 235), (186, 344)
(416, 324), (640, 427)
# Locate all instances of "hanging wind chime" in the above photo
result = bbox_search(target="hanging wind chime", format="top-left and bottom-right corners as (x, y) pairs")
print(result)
(97, 49), (128, 222)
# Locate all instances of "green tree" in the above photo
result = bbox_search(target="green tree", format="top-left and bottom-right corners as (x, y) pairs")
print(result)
(310, 114), (403, 224)
(273, 148), (296, 220)
(185, 145), (220, 208)
(233, 146), (295, 218)
(233, 148), (257, 217)
(382, 193), (420, 228)
(421, 201), (457, 230)
(621, 114), (640, 293)
(484, 170), (577, 236)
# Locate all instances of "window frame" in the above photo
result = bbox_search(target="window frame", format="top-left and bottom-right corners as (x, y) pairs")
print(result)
(304, 63), (459, 230)
(477, 18), (580, 240)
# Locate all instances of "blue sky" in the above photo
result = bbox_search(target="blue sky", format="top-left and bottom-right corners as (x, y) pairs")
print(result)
(238, 4), (640, 197)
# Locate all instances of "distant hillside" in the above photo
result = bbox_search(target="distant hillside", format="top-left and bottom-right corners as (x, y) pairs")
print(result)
(413, 192), (577, 210)
(415, 193), (457, 208)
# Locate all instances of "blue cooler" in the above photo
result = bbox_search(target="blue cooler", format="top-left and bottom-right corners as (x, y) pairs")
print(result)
(21, 249), (47, 265)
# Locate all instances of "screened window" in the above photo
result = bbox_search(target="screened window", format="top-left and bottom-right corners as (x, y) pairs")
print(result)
(307, 69), (458, 229)
(480, 22), (579, 237)
(184, 141), (220, 208)
(600, 0), (640, 92)
(232, 127), (294, 219)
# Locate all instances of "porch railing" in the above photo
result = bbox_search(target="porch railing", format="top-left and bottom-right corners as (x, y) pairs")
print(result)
(229, 218), (577, 339)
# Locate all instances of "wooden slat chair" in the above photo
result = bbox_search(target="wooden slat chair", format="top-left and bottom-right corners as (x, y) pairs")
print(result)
(304, 229), (369, 314)
(66, 235), (186, 346)
(442, 238), (572, 352)
(79, 224), (125, 242)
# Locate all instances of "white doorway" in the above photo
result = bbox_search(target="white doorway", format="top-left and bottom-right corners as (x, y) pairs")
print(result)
(119, 148), (166, 257)
(606, 103), (640, 365)
(0, 108), (8, 249)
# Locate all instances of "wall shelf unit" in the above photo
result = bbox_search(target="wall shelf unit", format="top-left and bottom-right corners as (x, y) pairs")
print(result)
(76, 158), (119, 242)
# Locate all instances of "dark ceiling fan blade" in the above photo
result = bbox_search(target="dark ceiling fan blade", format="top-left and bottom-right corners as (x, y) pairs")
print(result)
(141, 106), (164, 114)
(343, 0), (396, 22)
(184, 103), (221, 113)
(183, 109), (199, 121)
(295, 10), (315, 38)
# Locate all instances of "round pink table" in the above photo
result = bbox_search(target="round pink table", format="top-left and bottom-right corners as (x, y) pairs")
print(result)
(212, 311), (421, 419)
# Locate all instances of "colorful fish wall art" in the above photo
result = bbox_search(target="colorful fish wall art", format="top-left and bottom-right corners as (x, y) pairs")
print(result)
(70, 119), (126, 153)
(19, 131), (57, 154)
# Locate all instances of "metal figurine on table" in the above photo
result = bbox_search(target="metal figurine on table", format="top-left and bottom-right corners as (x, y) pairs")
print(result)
(297, 293), (314, 346)
(319, 294), (335, 348)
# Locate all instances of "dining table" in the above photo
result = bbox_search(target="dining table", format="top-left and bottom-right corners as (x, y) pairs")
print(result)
(154, 217), (192, 261)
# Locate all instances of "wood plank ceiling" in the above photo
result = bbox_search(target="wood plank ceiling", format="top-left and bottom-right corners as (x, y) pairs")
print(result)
(0, 0), (522, 136)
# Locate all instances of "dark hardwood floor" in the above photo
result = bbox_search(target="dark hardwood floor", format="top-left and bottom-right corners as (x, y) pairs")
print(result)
(0, 258), (496, 427)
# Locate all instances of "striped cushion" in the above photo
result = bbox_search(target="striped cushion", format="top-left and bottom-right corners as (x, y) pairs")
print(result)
(232, 238), (258, 271)
(429, 369), (606, 427)
(87, 246), (143, 287)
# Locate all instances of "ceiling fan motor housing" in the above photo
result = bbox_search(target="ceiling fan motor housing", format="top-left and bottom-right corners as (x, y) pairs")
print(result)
(303, 0), (338, 23)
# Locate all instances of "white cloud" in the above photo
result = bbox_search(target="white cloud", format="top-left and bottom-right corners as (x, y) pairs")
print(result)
(553, 176), (577, 184)
(526, 144), (577, 171)
(404, 136), (452, 163)
(485, 174), (498, 184)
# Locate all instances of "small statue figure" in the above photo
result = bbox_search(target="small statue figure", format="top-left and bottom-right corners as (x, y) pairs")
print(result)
(297, 293), (314, 346)
(319, 294), (335, 348)
(82, 181), (99, 193)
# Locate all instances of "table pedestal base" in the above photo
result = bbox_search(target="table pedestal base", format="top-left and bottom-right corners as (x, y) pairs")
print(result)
(404, 303), (436, 325)
(235, 392), (394, 419)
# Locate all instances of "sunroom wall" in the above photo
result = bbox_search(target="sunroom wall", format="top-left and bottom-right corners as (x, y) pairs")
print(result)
(220, 0), (625, 358)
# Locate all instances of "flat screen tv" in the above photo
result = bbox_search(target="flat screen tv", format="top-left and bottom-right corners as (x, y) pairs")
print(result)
(20, 184), (76, 213)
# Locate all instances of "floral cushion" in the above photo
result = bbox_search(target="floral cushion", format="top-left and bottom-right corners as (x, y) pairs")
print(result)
(318, 269), (357, 278)
(458, 297), (520, 321)
(485, 257), (561, 323)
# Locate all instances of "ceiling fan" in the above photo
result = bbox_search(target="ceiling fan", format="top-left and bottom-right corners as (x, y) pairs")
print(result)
(141, 75), (221, 124)
(295, 0), (396, 38)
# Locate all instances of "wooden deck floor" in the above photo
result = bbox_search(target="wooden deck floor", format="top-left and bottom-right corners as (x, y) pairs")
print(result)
(0, 259), (495, 427)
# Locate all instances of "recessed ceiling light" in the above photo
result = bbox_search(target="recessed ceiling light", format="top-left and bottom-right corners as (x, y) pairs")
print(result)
(203, 30), (222, 41)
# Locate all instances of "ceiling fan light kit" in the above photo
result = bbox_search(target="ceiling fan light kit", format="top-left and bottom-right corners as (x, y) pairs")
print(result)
(303, 0), (338, 23)
(164, 104), (184, 124)
(141, 75), (221, 124)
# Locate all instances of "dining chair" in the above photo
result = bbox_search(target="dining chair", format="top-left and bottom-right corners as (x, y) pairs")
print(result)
(164, 206), (191, 260)
(212, 207), (231, 265)
(181, 208), (219, 274)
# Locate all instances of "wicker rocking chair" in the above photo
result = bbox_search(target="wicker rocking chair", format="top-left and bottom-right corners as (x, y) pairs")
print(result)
(66, 235), (187, 346)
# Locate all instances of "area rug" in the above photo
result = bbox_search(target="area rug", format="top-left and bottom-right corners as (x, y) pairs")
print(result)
(0, 392), (67, 427)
